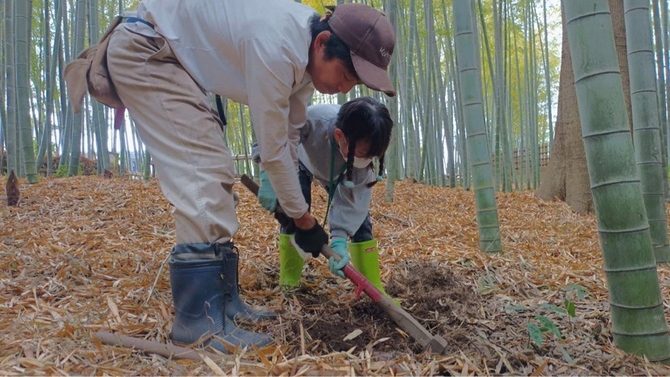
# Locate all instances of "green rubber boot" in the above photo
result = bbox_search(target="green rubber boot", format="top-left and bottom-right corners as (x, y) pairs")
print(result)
(349, 239), (389, 296)
(278, 234), (304, 289)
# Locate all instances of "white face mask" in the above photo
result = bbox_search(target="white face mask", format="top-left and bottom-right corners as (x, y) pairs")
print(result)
(338, 137), (372, 169)
(353, 157), (373, 169)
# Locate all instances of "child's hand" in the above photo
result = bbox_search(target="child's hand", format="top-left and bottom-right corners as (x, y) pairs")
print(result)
(328, 238), (350, 278)
(258, 170), (277, 212)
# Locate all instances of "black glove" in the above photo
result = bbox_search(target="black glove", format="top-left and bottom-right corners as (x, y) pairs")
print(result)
(294, 222), (329, 258)
(274, 211), (296, 234)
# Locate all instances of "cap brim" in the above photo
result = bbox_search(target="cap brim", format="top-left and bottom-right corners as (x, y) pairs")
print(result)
(351, 52), (396, 97)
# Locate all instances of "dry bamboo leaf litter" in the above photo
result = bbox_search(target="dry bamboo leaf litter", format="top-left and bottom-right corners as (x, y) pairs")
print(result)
(1, 175), (669, 375)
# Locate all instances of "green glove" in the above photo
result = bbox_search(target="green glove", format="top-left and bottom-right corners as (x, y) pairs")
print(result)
(328, 238), (350, 278)
(258, 170), (277, 212)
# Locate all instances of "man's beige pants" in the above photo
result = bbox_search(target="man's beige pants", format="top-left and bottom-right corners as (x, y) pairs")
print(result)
(107, 24), (238, 244)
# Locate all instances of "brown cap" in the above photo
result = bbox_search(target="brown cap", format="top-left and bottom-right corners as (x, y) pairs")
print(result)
(328, 3), (396, 97)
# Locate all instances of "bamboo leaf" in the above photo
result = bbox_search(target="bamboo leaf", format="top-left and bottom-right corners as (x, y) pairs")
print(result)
(539, 303), (566, 315)
(527, 323), (543, 347)
(558, 346), (576, 365)
(565, 284), (588, 300)
(504, 305), (527, 313)
(535, 315), (561, 339)
(343, 329), (363, 341)
(564, 300), (576, 318)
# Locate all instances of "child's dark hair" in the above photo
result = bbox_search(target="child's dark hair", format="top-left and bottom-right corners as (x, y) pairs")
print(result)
(309, 8), (358, 80)
(336, 97), (394, 187)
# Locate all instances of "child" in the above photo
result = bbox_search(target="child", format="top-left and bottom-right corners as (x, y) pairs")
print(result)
(255, 96), (394, 295)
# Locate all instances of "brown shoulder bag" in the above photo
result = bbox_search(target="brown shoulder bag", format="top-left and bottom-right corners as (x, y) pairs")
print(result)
(64, 15), (124, 113)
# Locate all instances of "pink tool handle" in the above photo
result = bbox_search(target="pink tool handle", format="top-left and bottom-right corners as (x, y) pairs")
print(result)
(320, 245), (384, 302)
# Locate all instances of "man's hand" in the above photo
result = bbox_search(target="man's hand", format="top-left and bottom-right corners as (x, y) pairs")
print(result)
(295, 209), (320, 228)
(277, 208), (315, 235)
(258, 170), (277, 212)
(328, 238), (350, 278)
(293, 222), (329, 258)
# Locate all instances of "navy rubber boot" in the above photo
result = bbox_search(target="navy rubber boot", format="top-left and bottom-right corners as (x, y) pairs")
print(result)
(220, 246), (276, 323)
(168, 243), (272, 353)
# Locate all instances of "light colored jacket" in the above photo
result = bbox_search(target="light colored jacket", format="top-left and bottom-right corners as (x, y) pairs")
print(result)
(134, 0), (316, 217)
(299, 104), (375, 239)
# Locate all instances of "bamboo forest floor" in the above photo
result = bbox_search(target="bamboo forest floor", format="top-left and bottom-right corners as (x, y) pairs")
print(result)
(2, 175), (670, 376)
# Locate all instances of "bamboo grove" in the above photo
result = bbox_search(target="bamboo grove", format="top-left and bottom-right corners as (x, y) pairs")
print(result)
(7, 1), (670, 194)
(0, 0), (564, 189)
(4, 0), (670, 363)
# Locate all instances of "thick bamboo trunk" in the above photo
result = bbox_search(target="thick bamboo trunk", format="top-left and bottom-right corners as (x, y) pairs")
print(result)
(565, 0), (670, 363)
(624, 0), (670, 263)
(453, 0), (502, 254)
